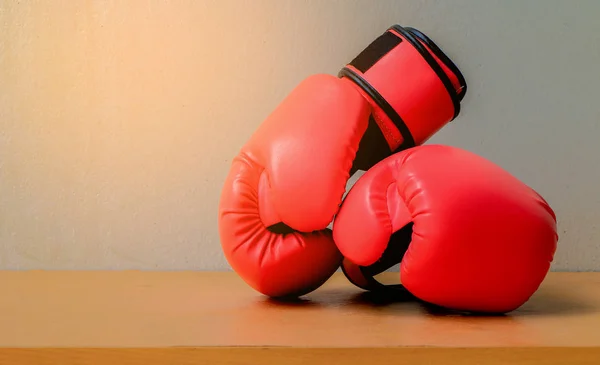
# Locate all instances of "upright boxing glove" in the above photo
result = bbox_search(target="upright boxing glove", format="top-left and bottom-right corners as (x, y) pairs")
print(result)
(333, 145), (558, 313)
(218, 25), (467, 298)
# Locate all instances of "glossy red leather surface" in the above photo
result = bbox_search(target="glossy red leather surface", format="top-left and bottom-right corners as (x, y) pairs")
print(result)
(333, 145), (558, 313)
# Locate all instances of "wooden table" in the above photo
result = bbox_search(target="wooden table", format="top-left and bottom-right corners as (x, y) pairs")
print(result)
(0, 271), (599, 364)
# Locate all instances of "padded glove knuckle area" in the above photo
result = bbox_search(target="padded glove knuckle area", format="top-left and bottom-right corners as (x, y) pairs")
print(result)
(219, 155), (343, 298)
(334, 145), (558, 314)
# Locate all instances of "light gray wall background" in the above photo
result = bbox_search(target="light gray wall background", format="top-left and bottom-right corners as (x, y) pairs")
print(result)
(1, 0), (598, 271)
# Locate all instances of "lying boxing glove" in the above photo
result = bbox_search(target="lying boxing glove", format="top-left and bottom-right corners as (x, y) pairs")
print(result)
(218, 25), (467, 298)
(333, 145), (558, 313)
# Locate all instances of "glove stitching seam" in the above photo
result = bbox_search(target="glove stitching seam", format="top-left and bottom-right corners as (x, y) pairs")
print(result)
(373, 112), (402, 150)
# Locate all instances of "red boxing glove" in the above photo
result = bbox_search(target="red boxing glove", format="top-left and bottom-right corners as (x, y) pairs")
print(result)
(333, 145), (558, 313)
(218, 26), (466, 298)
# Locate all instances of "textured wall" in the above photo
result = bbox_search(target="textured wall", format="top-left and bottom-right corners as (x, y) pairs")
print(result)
(1, 0), (598, 271)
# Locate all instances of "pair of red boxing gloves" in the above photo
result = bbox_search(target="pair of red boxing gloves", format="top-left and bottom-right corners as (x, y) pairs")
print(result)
(218, 25), (558, 314)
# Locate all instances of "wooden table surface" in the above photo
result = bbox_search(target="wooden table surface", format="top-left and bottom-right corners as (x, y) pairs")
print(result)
(0, 271), (599, 364)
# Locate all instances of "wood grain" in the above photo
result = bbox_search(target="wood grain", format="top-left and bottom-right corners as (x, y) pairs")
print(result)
(0, 271), (599, 364)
